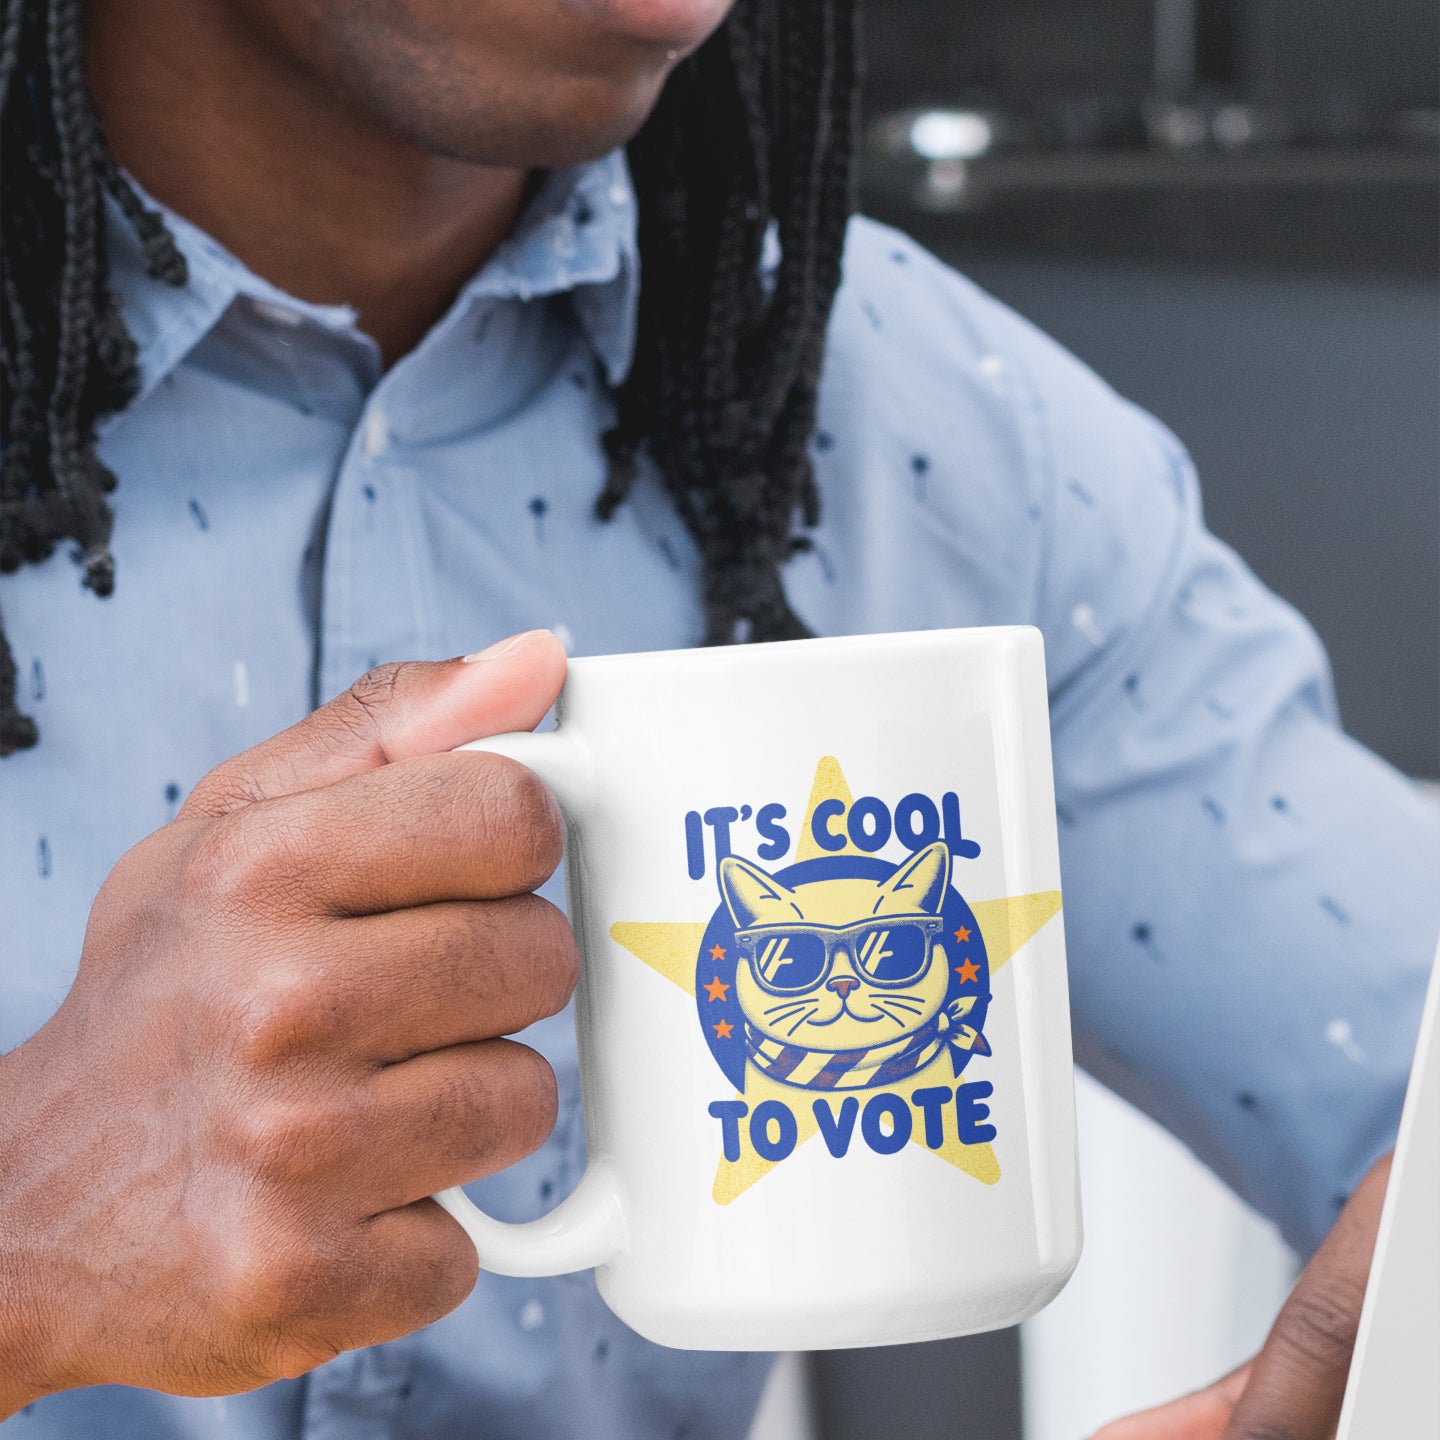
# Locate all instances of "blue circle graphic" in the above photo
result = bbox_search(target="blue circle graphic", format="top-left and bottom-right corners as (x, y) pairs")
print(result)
(694, 854), (991, 1091)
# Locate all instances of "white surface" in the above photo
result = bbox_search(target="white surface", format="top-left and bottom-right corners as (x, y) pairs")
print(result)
(749, 1354), (819, 1440)
(1022, 1070), (1295, 1438)
(1337, 942), (1440, 1439)
(448, 629), (1080, 1350)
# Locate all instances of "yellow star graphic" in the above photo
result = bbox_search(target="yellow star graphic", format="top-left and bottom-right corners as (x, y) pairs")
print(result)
(609, 757), (1062, 1205)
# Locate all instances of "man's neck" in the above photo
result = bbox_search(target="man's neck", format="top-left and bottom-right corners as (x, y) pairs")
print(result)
(87, 1), (529, 366)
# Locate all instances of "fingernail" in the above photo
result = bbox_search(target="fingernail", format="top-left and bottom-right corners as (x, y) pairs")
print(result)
(461, 629), (551, 664)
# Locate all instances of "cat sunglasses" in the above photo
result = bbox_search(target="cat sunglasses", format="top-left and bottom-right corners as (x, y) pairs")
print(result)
(734, 916), (947, 995)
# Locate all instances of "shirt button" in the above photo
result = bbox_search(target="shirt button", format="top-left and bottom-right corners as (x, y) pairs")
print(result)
(252, 299), (304, 329)
(361, 409), (389, 459)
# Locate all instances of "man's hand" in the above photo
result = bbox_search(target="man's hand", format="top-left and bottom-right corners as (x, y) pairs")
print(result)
(1091, 1151), (1391, 1440)
(0, 631), (573, 1415)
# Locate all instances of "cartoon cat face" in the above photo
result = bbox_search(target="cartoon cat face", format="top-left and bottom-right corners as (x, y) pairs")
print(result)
(721, 844), (953, 1052)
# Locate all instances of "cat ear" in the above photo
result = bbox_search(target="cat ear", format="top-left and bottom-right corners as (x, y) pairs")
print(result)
(719, 856), (802, 929)
(872, 842), (950, 916)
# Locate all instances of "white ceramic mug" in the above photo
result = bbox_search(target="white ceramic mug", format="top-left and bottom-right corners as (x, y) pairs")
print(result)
(436, 626), (1080, 1351)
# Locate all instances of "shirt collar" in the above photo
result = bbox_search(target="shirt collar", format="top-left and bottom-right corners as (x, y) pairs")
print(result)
(108, 148), (640, 400)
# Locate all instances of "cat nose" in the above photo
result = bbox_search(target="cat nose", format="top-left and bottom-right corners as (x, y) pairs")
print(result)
(827, 977), (860, 998)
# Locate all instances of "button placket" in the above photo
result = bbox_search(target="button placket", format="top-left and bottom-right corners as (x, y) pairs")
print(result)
(319, 402), (395, 699)
(361, 407), (389, 460)
(327, 395), (438, 688)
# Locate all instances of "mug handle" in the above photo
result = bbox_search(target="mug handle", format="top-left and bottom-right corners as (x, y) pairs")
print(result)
(432, 729), (628, 1277)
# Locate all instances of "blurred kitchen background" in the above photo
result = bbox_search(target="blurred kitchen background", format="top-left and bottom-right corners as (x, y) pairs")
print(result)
(751, 1), (1438, 1436)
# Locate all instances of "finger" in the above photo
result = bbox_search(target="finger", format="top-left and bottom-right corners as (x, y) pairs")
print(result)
(1221, 1154), (1391, 1440)
(1090, 1363), (1251, 1439)
(188, 749), (563, 919)
(182, 630), (566, 818)
(359, 1039), (559, 1211)
(274, 1199), (480, 1368)
(348, 1199), (480, 1347)
(332, 895), (579, 1062)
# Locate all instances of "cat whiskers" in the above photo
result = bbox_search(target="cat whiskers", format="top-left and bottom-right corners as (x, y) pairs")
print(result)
(875, 998), (925, 1016)
(763, 1000), (813, 1021)
(783, 1007), (819, 1037)
(873, 999), (925, 1028)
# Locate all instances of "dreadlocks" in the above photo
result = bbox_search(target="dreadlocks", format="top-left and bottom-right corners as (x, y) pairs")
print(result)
(603, 3), (857, 644)
(0, 0), (858, 755)
(0, 0), (188, 753)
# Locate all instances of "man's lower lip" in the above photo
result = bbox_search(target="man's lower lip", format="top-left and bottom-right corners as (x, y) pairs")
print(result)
(561, 0), (729, 49)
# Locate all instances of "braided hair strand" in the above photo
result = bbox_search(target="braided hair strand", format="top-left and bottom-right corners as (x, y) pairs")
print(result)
(0, 0), (857, 754)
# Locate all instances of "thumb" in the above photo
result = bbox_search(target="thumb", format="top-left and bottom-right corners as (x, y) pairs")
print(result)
(181, 630), (566, 817)
(1219, 1153), (1389, 1439)
(1089, 1363), (1250, 1440)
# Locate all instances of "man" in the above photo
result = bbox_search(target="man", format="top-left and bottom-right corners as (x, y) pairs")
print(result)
(0, 1), (1435, 1437)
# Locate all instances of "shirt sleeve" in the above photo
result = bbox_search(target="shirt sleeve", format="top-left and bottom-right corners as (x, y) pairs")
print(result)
(948, 274), (1440, 1257)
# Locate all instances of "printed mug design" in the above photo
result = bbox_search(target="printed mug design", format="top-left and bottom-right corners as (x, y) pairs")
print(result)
(700, 847), (992, 1094)
(611, 757), (1062, 1205)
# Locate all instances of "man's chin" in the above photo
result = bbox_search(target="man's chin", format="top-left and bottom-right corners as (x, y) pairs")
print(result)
(391, 0), (731, 165)
(360, 68), (669, 171)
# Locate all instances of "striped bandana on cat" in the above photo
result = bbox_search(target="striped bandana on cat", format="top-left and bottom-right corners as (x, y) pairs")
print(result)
(745, 1006), (990, 1090)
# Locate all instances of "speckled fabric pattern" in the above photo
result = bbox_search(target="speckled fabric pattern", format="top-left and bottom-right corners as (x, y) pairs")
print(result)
(2, 149), (1436, 1439)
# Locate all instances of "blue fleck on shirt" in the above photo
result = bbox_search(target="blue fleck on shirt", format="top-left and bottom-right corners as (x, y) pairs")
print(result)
(1, 151), (1436, 1439)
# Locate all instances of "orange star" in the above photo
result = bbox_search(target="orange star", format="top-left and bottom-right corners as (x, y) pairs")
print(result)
(704, 976), (730, 1002)
(953, 926), (971, 943)
(713, 1019), (734, 1040)
(709, 943), (727, 961)
(955, 958), (980, 984)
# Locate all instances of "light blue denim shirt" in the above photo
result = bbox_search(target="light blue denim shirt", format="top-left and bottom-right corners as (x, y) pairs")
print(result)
(2, 151), (1437, 1439)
